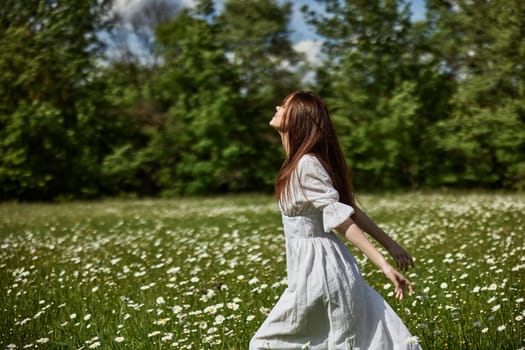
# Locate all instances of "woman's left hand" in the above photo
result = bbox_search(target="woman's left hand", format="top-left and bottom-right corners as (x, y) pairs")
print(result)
(387, 241), (414, 271)
(382, 265), (414, 300)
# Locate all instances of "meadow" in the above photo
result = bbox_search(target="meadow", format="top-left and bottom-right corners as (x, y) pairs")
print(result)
(0, 192), (524, 349)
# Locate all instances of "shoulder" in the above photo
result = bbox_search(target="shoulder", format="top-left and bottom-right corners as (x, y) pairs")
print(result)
(297, 154), (330, 180)
(297, 153), (320, 171)
(298, 153), (322, 167)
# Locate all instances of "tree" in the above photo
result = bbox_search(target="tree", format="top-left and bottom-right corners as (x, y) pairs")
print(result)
(216, 0), (303, 188)
(0, 0), (122, 199)
(428, 0), (525, 189)
(101, 0), (303, 196)
(136, 9), (249, 194)
(305, 0), (429, 189)
(98, 0), (181, 196)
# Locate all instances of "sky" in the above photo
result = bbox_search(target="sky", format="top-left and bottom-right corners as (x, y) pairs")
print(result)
(113, 0), (427, 39)
(287, 0), (426, 64)
(112, 0), (427, 64)
(287, 0), (426, 42)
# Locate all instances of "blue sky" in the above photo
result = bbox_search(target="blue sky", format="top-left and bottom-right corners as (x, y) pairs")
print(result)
(112, 0), (427, 63)
(288, 0), (427, 42)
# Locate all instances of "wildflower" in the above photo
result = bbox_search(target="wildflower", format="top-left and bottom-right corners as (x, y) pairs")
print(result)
(156, 296), (165, 305)
(440, 282), (448, 289)
(171, 305), (183, 314)
(302, 341), (311, 349)
(515, 315), (523, 321)
(167, 266), (180, 274)
(491, 304), (501, 312)
(406, 336), (419, 343)
(204, 305), (217, 314)
(148, 331), (161, 337)
(88, 341), (101, 348)
(161, 333), (174, 342)
(154, 317), (170, 325)
(84, 314), (91, 321)
(481, 328), (488, 333)
(70, 313), (77, 319)
(226, 302), (239, 310)
(36, 338), (50, 344)
(497, 325), (506, 331)
(259, 306), (270, 315)
(246, 315), (256, 321)
(115, 336), (125, 343)
(214, 315), (225, 325)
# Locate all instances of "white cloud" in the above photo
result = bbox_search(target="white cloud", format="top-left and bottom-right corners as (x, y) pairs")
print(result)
(181, 0), (198, 8)
(293, 40), (323, 65)
(112, 0), (146, 19)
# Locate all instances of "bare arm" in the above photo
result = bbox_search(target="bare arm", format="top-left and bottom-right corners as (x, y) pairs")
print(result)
(335, 217), (414, 300)
(353, 206), (415, 270)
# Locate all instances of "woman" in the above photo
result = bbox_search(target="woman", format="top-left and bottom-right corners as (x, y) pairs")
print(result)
(249, 91), (421, 350)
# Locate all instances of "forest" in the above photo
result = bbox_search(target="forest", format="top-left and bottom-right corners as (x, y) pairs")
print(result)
(1, 0), (524, 200)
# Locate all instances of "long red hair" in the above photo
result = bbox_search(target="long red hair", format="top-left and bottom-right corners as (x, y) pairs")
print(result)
(275, 91), (355, 206)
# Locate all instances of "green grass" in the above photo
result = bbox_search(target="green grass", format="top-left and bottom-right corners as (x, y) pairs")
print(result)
(0, 192), (524, 349)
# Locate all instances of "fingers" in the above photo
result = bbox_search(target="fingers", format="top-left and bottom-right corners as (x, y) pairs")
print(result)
(395, 254), (415, 271)
(394, 273), (415, 300)
(408, 254), (415, 268)
(395, 255), (407, 271)
(408, 279), (414, 295)
(396, 287), (404, 300)
(393, 279), (403, 300)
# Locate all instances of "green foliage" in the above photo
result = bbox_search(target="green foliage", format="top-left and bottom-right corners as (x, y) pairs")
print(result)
(306, 0), (427, 189)
(427, 0), (525, 189)
(306, 0), (525, 190)
(148, 11), (252, 194)
(1, 0), (524, 200)
(1, 193), (523, 347)
(0, 0), (120, 199)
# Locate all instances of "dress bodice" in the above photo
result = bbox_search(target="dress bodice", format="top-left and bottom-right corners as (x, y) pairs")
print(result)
(280, 154), (355, 235)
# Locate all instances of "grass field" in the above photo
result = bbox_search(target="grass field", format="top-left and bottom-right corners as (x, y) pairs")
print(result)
(0, 192), (524, 349)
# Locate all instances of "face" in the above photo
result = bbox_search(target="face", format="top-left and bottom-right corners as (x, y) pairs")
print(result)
(269, 97), (289, 131)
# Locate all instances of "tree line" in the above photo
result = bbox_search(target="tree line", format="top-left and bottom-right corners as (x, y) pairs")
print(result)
(1, 0), (524, 200)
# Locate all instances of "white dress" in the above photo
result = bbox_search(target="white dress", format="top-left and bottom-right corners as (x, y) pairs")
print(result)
(249, 154), (421, 350)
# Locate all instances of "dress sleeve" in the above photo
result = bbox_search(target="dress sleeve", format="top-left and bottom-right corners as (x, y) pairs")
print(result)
(297, 155), (355, 232)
